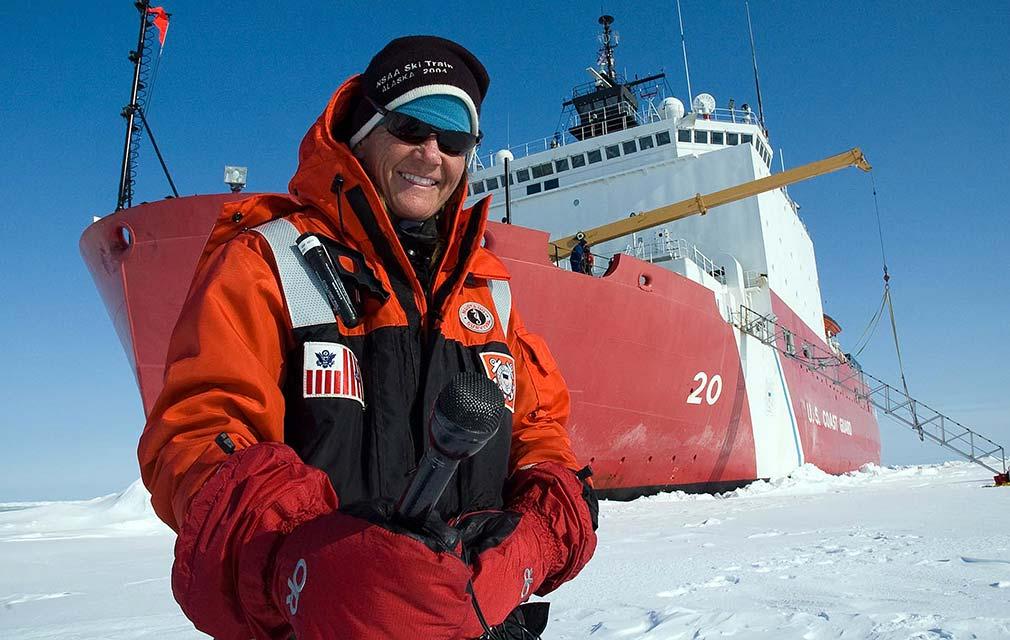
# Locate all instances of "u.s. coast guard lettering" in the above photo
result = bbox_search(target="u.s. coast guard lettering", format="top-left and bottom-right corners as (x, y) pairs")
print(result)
(802, 399), (852, 435)
(376, 60), (456, 92)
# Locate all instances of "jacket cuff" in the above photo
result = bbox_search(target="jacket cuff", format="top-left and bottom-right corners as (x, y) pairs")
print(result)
(172, 442), (338, 640)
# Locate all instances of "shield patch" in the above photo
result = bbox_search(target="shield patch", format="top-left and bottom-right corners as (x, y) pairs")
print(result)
(479, 351), (516, 413)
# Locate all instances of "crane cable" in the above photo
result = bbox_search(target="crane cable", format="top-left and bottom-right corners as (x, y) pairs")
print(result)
(869, 172), (923, 440)
(850, 288), (886, 357)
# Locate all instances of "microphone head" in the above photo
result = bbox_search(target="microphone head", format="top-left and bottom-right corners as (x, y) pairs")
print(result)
(431, 371), (505, 459)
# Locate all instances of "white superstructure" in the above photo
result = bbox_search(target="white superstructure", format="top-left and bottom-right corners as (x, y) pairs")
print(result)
(465, 100), (828, 344)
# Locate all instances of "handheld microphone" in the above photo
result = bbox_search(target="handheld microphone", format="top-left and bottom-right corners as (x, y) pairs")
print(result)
(295, 232), (361, 327)
(397, 372), (505, 520)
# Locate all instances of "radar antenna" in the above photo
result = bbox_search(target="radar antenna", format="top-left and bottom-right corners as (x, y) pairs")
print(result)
(597, 15), (618, 83)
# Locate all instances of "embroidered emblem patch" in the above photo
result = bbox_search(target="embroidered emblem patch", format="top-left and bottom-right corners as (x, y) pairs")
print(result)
(479, 352), (516, 413)
(303, 342), (364, 406)
(459, 301), (494, 334)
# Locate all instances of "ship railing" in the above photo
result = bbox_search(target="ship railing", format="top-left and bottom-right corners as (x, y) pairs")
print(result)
(624, 235), (727, 284)
(743, 270), (764, 289)
(566, 101), (639, 131)
(735, 306), (778, 345)
(694, 107), (761, 126)
(553, 249), (609, 276)
(733, 305), (1008, 476)
(470, 100), (768, 171)
(736, 305), (872, 397)
(471, 134), (573, 171)
(472, 96), (675, 170)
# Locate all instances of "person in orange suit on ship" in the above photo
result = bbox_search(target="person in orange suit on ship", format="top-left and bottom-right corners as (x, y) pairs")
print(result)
(137, 36), (597, 640)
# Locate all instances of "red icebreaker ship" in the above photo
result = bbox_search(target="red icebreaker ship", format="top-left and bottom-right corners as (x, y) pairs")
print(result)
(81, 15), (880, 498)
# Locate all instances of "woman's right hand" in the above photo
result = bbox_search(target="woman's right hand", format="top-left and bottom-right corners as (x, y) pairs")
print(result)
(272, 507), (473, 639)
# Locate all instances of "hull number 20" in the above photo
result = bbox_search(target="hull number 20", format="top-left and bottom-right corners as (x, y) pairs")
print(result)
(687, 371), (723, 405)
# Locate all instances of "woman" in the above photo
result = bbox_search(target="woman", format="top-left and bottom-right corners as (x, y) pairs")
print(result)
(139, 36), (597, 640)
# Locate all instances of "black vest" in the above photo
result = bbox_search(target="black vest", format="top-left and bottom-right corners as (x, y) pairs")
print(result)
(255, 216), (515, 518)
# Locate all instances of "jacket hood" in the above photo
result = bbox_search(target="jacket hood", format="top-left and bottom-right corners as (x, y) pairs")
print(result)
(199, 75), (506, 302)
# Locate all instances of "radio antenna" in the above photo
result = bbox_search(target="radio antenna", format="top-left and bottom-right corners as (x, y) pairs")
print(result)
(745, 0), (767, 129)
(675, 0), (694, 105)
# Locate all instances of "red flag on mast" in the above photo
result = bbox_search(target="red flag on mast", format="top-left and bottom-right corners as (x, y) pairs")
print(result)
(147, 7), (170, 47)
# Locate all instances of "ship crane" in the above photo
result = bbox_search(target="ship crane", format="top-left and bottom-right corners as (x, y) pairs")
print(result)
(548, 147), (872, 259)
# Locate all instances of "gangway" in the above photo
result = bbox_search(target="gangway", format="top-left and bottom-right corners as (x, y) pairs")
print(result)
(734, 306), (1008, 483)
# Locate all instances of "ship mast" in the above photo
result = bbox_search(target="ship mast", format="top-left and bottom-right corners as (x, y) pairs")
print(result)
(116, 1), (178, 211)
(563, 15), (664, 142)
(597, 14), (618, 84)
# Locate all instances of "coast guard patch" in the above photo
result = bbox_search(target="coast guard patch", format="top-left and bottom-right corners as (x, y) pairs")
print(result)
(460, 301), (494, 334)
(479, 352), (516, 413)
(303, 341), (364, 406)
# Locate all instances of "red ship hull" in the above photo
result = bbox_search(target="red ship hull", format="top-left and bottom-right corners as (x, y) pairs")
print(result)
(81, 195), (880, 495)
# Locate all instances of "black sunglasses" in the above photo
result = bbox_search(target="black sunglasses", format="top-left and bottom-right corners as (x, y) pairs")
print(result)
(367, 97), (482, 157)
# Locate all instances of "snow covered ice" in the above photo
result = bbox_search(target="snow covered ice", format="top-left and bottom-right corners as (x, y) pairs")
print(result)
(2, 462), (1008, 639)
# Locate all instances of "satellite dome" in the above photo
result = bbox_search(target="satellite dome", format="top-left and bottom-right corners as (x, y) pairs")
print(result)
(659, 97), (685, 120)
(494, 149), (515, 166)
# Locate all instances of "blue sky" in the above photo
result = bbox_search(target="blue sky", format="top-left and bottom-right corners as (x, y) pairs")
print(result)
(1, 2), (1008, 501)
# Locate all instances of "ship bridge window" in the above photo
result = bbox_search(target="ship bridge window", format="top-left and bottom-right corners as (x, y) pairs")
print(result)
(526, 182), (542, 195)
(587, 149), (603, 164)
(678, 129), (692, 143)
(711, 131), (725, 145)
(555, 158), (570, 172)
(742, 133), (754, 144)
(605, 144), (621, 159)
(544, 178), (559, 191)
(728, 132), (740, 145)
(622, 140), (638, 154)
(694, 130), (709, 144)
(638, 135), (655, 150)
(570, 153), (587, 168)
(531, 162), (554, 179)
(470, 181), (485, 194)
(656, 130), (672, 145)
(516, 168), (531, 183)
(485, 177), (499, 191)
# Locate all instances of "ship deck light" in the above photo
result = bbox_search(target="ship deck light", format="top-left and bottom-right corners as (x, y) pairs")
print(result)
(224, 165), (248, 193)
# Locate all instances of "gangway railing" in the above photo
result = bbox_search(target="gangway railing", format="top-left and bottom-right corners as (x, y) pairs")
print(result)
(859, 372), (1006, 476)
(732, 305), (1008, 477)
(624, 235), (727, 284)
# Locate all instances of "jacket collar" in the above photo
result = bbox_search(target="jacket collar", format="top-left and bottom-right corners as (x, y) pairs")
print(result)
(205, 76), (505, 299)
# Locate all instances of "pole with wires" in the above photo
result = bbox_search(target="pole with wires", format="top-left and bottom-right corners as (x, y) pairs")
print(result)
(117, 0), (152, 210)
(744, 0), (767, 131)
(116, 2), (177, 210)
(675, 0), (694, 104)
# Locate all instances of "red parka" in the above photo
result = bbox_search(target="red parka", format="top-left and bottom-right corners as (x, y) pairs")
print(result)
(138, 75), (595, 639)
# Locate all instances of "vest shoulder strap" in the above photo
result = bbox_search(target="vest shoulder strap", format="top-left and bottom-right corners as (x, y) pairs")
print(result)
(252, 218), (333, 329)
(487, 278), (512, 340)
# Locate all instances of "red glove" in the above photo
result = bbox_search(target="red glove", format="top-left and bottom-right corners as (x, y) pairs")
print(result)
(456, 463), (598, 637)
(172, 443), (474, 640)
(272, 503), (474, 639)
